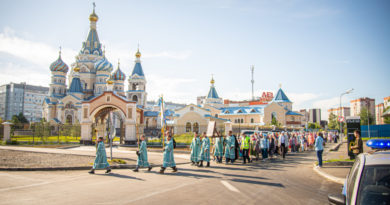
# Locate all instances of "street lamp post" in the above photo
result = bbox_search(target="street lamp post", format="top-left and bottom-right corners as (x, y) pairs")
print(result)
(339, 88), (354, 137)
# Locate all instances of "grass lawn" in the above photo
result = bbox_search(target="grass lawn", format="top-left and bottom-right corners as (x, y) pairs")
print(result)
(147, 133), (194, 145)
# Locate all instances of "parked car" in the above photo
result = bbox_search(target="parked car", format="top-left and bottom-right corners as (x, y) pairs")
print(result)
(328, 139), (390, 205)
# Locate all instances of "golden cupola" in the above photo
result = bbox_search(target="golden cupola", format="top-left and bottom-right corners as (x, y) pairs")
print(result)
(89, 3), (98, 22)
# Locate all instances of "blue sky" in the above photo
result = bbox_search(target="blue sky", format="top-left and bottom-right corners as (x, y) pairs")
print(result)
(0, 0), (389, 119)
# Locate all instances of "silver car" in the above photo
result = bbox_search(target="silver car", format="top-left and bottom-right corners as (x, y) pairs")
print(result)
(328, 139), (390, 205)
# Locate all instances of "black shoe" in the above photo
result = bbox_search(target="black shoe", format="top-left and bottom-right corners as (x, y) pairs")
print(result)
(159, 167), (165, 174)
(105, 169), (111, 174)
(133, 167), (139, 172)
(198, 161), (203, 167)
(88, 170), (95, 174)
(148, 166), (153, 171)
(172, 166), (178, 172)
(206, 162), (210, 167)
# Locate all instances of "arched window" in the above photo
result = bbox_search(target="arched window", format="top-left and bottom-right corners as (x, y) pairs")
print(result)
(66, 115), (73, 124)
(132, 83), (137, 90)
(271, 112), (277, 120)
(132, 95), (138, 102)
(291, 116), (295, 121)
(186, 122), (192, 132)
(98, 87), (102, 94)
(193, 122), (199, 133)
(251, 118), (254, 123)
(215, 114), (218, 118)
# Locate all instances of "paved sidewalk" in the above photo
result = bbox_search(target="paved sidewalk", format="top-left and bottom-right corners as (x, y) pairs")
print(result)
(313, 141), (353, 184)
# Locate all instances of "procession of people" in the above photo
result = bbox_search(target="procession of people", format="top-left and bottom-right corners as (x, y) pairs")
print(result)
(88, 129), (339, 174)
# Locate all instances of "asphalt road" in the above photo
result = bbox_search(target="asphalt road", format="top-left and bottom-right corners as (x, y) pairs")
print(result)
(0, 151), (340, 205)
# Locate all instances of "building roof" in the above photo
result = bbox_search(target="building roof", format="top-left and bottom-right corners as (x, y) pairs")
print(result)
(219, 106), (265, 115)
(207, 86), (219, 99)
(131, 62), (145, 77)
(113, 66), (126, 81)
(95, 57), (113, 72)
(81, 27), (102, 56)
(273, 88), (291, 103)
(286, 110), (303, 116)
(204, 114), (229, 121)
(144, 109), (175, 117)
(50, 53), (69, 73)
(69, 77), (83, 93)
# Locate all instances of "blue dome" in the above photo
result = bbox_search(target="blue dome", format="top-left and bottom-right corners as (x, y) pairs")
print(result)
(50, 56), (69, 73)
(94, 57), (113, 72)
(113, 67), (126, 81)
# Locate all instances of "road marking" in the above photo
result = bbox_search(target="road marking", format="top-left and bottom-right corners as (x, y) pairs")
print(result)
(221, 180), (240, 193)
(98, 180), (200, 205)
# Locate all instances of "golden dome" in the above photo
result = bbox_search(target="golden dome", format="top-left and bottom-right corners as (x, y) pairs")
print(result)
(106, 75), (114, 85)
(210, 77), (215, 84)
(89, 12), (98, 22)
(74, 67), (80, 72)
(135, 50), (141, 58)
(106, 79), (114, 85)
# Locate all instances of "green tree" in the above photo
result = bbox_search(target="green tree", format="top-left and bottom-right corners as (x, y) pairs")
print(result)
(308, 122), (321, 129)
(359, 107), (375, 125)
(384, 106), (390, 124)
(271, 117), (281, 127)
(328, 113), (338, 129)
(11, 112), (29, 124)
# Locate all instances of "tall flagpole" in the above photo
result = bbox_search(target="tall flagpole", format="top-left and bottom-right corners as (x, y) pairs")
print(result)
(160, 95), (165, 148)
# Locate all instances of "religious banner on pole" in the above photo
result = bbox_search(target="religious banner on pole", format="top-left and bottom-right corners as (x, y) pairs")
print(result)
(206, 121), (217, 137)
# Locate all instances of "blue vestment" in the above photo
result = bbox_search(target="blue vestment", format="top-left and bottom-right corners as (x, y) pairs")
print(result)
(214, 137), (224, 157)
(162, 139), (176, 168)
(190, 137), (201, 162)
(93, 141), (110, 169)
(199, 137), (210, 162)
(137, 140), (150, 167)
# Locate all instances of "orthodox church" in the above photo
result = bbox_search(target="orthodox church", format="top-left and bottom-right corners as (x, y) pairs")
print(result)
(42, 6), (147, 125)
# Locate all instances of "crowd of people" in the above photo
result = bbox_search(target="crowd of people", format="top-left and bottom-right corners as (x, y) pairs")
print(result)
(88, 130), (340, 174)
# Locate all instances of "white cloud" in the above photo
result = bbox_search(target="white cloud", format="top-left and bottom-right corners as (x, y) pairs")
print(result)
(0, 27), (77, 67)
(0, 62), (50, 86)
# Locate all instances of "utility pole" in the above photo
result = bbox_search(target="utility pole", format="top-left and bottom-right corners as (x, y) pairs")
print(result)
(251, 65), (254, 101)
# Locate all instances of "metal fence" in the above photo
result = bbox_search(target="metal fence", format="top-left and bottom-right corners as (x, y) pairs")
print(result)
(10, 123), (81, 144)
(361, 124), (390, 138)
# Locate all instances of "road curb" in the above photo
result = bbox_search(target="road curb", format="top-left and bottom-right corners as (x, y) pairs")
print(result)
(329, 141), (343, 152)
(312, 163), (345, 185)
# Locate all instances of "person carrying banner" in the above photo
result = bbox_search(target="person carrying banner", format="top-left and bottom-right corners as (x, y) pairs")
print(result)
(133, 135), (152, 172)
(190, 131), (201, 166)
(159, 132), (178, 174)
(89, 137), (111, 174)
